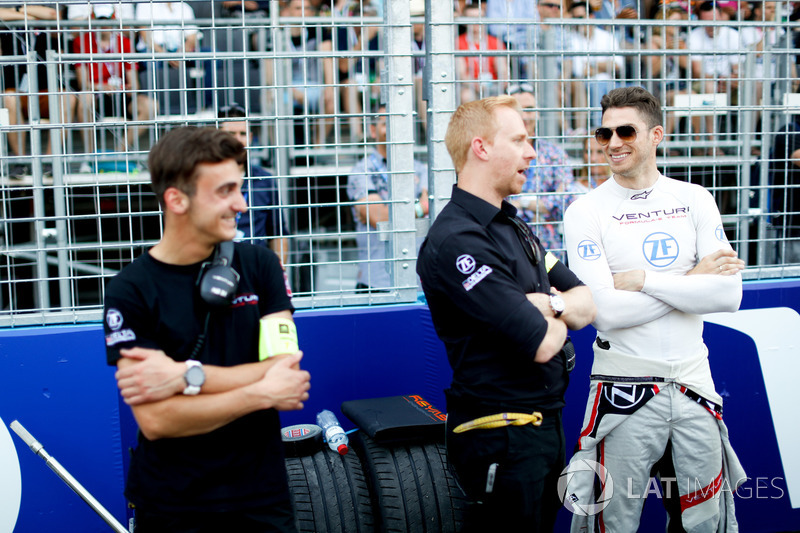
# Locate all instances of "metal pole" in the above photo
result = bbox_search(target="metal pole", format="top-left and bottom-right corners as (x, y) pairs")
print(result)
(46, 50), (72, 310)
(26, 50), (50, 311)
(738, 53), (756, 267)
(386, 0), (417, 296)
(422, 0), (456, 221)
(10, 420), (129, 533)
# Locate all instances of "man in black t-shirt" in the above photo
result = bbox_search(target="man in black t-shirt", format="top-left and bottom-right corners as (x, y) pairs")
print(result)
(103, 127), (310, 533)
(416, 96), (596, 532)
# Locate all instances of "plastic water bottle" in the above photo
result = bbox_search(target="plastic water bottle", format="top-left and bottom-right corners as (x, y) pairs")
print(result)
(316, 409), (349, 455)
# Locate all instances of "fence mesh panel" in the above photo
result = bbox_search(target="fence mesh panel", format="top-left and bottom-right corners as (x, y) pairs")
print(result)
(1, 0), (798, 326)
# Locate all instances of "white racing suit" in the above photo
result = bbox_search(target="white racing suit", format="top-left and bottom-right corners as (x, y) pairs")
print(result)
(563, 347), (747, 533)
(562, 175), (747, 532)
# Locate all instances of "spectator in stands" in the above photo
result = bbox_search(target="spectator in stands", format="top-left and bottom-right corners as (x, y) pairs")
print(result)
(411, 0), (427, 135)
(457, 1), (507, 103)
(486, 0), (537, 78)
(588, 0), (639, 49)
(740, 1), (798, 107)
(573, 135), (611, 191)
(66, 2), (134, 21)
(589, 0), (638, 21)
(135, 1), (198, 69)
(536, 0), (569, 47)
(0, 4), (75, 176)
(566, 1), (624, 129)
(221, 1), (270, 17)
(715, 0), (744, 20)
(310, 0), (334, 17)
(532, 0), (572, 132)
(333, 0), (380, 141)
(218, 103), (290, 267)
(769, 118), (800, 263)
(509, 84), (576, 256)
(281, 0), (335, 144)
(645, 6), (696, 144)
(73, 6), (156, 157)
(346, 108), (428, 292)
(688, 0), (741, 149)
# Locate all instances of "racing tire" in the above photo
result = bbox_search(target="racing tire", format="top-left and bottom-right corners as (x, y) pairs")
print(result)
(285, 445), (375, 533)
(351, 431), (468, 533)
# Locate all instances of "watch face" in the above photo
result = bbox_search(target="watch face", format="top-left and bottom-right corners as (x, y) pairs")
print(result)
(185, 365), (205, 387)
(551, 294), (565, 313)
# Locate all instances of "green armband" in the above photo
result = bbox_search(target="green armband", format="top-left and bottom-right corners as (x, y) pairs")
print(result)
(259, 317), (299, 360)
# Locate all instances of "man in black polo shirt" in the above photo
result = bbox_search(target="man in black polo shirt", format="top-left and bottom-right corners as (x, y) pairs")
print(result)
(417, 96), (596, 532)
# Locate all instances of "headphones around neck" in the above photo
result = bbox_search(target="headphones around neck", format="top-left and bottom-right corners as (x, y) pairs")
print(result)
(197, 241), (240, 307)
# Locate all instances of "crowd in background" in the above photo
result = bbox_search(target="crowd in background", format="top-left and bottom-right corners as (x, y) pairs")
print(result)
(0, 0), (798, 280)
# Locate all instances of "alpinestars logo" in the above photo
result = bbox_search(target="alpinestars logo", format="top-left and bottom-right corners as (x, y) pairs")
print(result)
(630, 189), (652, 200)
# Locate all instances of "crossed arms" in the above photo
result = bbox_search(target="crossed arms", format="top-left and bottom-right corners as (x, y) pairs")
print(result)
(115, 309), (311, 441)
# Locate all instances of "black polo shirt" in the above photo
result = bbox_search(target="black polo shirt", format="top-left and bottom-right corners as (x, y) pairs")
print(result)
(417, 185), (583, 411)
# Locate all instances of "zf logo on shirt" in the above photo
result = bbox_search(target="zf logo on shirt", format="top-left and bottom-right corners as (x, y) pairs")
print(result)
(577, 240), (602, 261)
(456, 254), (476, 275)
(642, 232), (679, 267)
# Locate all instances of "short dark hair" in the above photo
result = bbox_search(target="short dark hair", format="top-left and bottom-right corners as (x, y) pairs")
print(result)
(570, 1), (589, 12)
(697, 0), (717, 13)
(218, 102), (247, 119)
(600, 86), (662, 129)
(148, 127), (247, 208)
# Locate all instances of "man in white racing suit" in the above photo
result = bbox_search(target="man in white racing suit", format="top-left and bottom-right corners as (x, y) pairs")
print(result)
(563, 86), (746, 532)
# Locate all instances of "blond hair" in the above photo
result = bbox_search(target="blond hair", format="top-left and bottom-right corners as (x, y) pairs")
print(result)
(445, 95), (521, 174)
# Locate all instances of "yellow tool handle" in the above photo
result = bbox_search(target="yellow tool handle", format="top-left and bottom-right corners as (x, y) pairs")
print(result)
(452, 411), (543, 433)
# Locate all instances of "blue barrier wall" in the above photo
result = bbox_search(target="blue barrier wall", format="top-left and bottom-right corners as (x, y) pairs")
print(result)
(1, 280), (799, 532)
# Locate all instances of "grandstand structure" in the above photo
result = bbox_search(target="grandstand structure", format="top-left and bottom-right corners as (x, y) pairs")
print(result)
(0, 0), (799, 326)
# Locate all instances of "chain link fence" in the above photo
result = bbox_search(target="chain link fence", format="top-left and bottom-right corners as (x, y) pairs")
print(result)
(0, 0), (798, 326)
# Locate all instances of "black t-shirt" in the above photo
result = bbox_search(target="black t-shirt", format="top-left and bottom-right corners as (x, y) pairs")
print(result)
(103, 242), (293, 513)
(770, 122), (800, 236)
(417, 186), (583, 412)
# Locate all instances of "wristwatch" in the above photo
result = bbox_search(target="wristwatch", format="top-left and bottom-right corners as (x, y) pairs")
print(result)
(549, 293), (566, 318)
(183, 360), (205, 395)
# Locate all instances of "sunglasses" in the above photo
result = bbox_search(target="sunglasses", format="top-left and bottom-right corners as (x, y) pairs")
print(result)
(219, 103), (246, 117)
(595, 124), (638, 145)
(540, 3), (561, 8)
(509, 215), (542, 267)
(508, 83), (535, 96)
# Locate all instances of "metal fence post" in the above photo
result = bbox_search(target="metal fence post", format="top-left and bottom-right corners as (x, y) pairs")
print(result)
(45, 50), (72, 310)
(422, 0), (456, 222)
(26, 50), (50, 312)
(385, 0), (420, 296)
